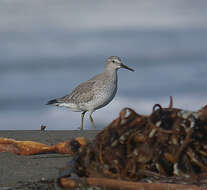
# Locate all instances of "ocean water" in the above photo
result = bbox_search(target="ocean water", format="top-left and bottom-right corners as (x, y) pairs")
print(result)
(1, 0), (207, 130)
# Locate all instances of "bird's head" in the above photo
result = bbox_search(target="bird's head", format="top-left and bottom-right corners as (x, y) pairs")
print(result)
(105, 56), (134, 72)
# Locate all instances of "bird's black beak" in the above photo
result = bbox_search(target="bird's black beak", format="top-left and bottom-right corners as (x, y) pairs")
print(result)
(121, 63), (135, 72)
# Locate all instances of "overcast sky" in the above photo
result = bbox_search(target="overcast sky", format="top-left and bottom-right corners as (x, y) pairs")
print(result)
(0, 0), (207, 33)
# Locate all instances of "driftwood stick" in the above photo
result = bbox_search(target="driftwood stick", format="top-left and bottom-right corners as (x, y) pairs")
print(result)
(59, 177), (205, 190)
(0, 137), (87, 155)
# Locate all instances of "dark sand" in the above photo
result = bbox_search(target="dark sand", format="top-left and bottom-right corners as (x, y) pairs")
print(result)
(0, 130), (99, 188)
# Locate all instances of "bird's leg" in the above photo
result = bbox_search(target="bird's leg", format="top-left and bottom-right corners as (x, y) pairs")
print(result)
(89, 113), (96, 130)
(80, 111), (86, 130)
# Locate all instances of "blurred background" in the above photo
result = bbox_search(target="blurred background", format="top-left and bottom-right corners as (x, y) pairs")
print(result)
(1, 0), (207, 130)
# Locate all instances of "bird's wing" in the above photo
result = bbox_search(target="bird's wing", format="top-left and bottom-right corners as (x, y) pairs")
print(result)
(59, 80), (96, 104)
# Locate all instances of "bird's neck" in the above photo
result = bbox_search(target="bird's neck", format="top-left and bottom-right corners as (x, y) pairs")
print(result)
(104, 68), (118, 82)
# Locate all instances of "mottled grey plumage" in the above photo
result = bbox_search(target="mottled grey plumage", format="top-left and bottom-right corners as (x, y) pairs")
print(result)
(47, 56), (134, 130)
(57, 81), (96, 104)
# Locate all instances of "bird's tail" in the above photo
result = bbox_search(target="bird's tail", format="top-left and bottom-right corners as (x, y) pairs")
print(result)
(46, 98), (62, 106)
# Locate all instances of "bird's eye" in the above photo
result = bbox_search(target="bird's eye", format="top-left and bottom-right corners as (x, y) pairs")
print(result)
(112, 60), (115, 63)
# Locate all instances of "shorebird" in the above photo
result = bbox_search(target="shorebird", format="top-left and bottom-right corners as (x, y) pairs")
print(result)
(47, 56), (134, 130)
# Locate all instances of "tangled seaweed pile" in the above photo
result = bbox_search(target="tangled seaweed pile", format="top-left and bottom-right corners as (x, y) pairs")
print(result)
(1, 98), (207, 189)
(59, 99), (207, 189)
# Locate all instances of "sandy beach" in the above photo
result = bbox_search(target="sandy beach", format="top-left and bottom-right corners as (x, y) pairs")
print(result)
(0, 130), (99, 188)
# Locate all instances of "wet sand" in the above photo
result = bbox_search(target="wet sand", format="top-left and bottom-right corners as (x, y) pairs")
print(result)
(0, 130), (100, 187)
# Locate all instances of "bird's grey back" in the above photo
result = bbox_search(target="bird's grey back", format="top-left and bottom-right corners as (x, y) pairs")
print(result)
(57, 71), (114, 104)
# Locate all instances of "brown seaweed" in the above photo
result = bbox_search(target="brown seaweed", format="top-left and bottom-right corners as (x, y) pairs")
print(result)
(1, 97), (207, 189)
